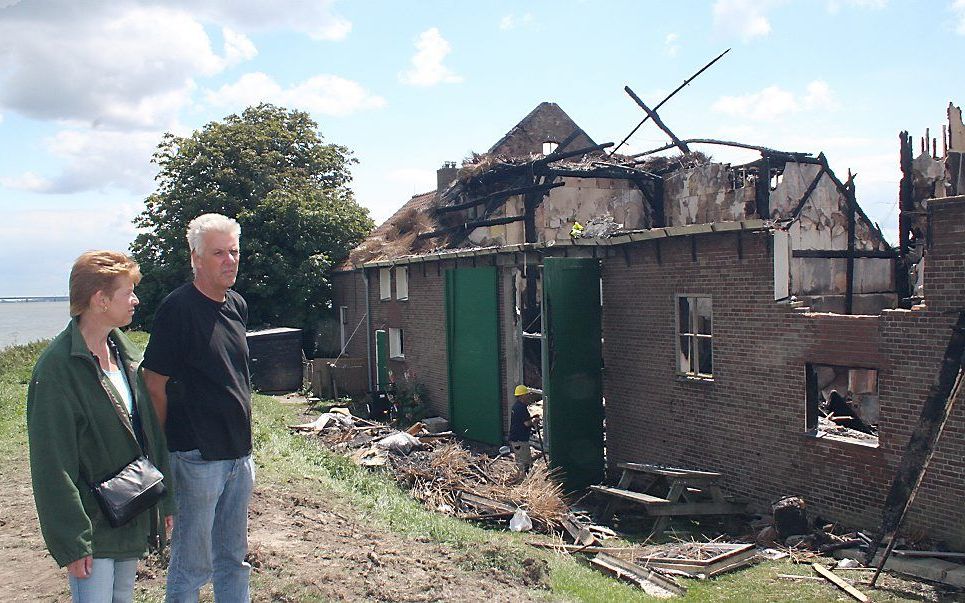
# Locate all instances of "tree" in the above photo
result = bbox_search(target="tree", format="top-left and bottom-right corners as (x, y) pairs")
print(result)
(130, 104), (373, 346)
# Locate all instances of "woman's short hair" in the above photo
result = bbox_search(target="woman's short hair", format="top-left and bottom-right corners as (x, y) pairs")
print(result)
(69, 251), (141, 317)
(186, 213), (241, 255)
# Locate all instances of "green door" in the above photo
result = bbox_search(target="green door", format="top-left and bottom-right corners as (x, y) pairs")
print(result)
(375, 329), (389, 389)
(445, 266), (502, 445)
(542, 257), (604, 491)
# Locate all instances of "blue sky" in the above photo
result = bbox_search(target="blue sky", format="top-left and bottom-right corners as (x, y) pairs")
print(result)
(1, 0), (962, 295)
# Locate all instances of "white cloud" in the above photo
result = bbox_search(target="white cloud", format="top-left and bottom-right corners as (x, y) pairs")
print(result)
(398, 28), (463, 87)
(803, 80), (838, 111)
(664, 32), (680, 57)
(712, 85), (798, 121)
(826, 0), (887, 14)
(2, 127), (160, 194)
(712, 80), (838, 121)
(712, 0), (775, 42)
(205, 72), (386, 117)
(954, 0), (965, 35)
(0, 3), (228, 129)
(223, 27), (258, 65)
(499, 12), (534, 30)
(168, 0), (352, 41)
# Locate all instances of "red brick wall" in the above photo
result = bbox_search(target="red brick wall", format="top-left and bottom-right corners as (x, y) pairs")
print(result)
(601, 224), (965, 546)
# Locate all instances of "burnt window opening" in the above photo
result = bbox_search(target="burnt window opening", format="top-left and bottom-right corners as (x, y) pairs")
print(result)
(676, 295), (713, 378)
(769, 168), (784, 191)
(542, 140), (559, 155)
(805, 363), (878, 445)
(728, 167), (753, 190)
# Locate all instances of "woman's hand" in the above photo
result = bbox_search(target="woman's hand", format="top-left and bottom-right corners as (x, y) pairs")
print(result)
(165, 515), (174, 532)
(67, 555), (93, 579)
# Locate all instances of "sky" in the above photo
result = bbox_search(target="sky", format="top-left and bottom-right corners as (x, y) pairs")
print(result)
(0, 0), (963, 296)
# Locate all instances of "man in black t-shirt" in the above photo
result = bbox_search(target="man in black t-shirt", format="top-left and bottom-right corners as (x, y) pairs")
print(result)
(509, 385), (541, 474)
(143, 213), (254, 602)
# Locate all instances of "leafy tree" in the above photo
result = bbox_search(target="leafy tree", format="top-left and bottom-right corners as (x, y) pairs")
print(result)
(131, 104), (373, 343)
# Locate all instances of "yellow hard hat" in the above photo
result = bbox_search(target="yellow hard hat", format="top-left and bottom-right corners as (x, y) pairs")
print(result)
(514, 385), (530, 397)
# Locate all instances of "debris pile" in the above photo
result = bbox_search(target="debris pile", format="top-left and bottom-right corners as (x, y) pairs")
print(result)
(291, 411), (577, 536)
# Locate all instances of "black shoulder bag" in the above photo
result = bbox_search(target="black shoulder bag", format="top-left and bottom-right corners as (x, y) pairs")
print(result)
(90, 343), (167, 528)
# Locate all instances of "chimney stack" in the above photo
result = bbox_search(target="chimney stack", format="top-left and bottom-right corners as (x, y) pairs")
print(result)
(437, 161), (458, 195)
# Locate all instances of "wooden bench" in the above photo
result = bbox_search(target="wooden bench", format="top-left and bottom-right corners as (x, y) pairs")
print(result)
(594, 462), (747, 533)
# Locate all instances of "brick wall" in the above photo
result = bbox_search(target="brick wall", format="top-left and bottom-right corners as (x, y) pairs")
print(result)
(601, 223), (965, 546)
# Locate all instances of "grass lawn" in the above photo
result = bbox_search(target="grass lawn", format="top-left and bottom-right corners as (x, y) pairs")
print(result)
(1, 334), (951, 602)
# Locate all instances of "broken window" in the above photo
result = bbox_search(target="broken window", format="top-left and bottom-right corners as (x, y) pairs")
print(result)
(676, 295), (713, 378)
(805, 363), (878, 445)
(542, 140), (558, 155)
(379, 268), (391, 300)
(389, 327), (405, 359)
(339, 305), (348, 351)
(396, 266), (409, 301)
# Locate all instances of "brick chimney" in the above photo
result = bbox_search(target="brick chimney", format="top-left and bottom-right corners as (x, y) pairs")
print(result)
(437, 161), (458, 195)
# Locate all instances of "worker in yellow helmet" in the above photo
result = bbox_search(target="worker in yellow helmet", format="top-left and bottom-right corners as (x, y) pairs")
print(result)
(509, 384), (542, 474)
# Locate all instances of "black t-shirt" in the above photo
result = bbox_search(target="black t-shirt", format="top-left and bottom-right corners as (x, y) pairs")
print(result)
(143, 283), (252, 460)
(509, 400), (532, 442)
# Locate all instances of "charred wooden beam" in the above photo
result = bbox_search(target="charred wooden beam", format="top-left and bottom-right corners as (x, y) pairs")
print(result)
(416, 214), (525, 239)
(792, 249), (898, 259)
(624, 86), (691, 155)
(436, 182), (565, 213)
(629, 138), (816, 162)
(755, 155), (771, 218)
(611, 48), (730, 156)
(846, 177), (856, 315)
(867, 311), (965, 586)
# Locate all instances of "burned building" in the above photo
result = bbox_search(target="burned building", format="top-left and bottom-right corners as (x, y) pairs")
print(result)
(331, 101), (965, 547)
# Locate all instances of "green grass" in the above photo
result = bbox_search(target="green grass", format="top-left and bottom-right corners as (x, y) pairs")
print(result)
(2, 335), (944, 602)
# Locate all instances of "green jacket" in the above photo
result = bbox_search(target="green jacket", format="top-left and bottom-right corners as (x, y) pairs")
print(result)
(26, 319), (173, 567)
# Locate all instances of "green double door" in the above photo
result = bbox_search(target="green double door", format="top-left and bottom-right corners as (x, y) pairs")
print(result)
(445, 259), (604, 491)
(542, 257), (604, 491)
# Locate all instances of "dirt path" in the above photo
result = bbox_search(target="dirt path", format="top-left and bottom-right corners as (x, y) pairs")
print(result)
(0, 452), (548, 602)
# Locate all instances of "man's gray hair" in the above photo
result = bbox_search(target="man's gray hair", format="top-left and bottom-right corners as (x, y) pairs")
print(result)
(186, 213), (241, 255)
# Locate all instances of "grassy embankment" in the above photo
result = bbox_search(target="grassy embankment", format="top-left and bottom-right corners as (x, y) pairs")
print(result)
(0, 336), (897, 602)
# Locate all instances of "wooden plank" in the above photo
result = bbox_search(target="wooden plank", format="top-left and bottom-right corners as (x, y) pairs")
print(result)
(624, 86), (690, 155)
(812, 563), (870, 602)
(590, 485), (671, 505)
(618, 462), (721, 479)
(527, 541), (639, 555)
(593, 553), (687, 597)
(893, 549), (965, 559)
(561, 514), (597, 547)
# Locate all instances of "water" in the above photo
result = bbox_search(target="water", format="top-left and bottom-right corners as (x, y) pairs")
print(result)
(0, 301), (71, 350)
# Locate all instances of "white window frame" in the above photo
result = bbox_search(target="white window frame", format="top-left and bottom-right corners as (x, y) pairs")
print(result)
(396, 266), (409, 301)
(388, 327), (404, 359)
(675, 294), (713, 378)
(338, 305), (348, 351)
(379, 267), (391, 300)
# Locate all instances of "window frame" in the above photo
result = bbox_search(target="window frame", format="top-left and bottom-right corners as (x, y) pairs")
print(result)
(396, 266), (409, 301)
(388, 327), (405, 359)
(675, 294), (713, 379)
(379, 267), (391, 301)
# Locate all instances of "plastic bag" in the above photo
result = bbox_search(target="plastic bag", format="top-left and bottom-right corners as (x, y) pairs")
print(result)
(509, 508), (533, 532)
(376, 431), (421, 455)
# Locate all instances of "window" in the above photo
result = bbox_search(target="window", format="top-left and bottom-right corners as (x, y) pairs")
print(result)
(805, 363), (878, 445)
(379, 268), (391, 300)
(339, 306), (348, 351)
(542, 140), (558, 155)
(389, 328), (404, 359)
(676, 295), (712, 378)
(396, 266), (409, 300)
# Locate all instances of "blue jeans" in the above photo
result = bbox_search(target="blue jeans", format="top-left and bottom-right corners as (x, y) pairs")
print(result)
(165, 450), (255, 603)
(68, 558), (137, 603)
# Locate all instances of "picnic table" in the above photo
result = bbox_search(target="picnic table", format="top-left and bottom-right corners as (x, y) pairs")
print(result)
(591, 462), (746, 533)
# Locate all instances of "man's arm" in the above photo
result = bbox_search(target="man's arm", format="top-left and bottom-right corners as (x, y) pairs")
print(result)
(142, 368), (170, 427)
